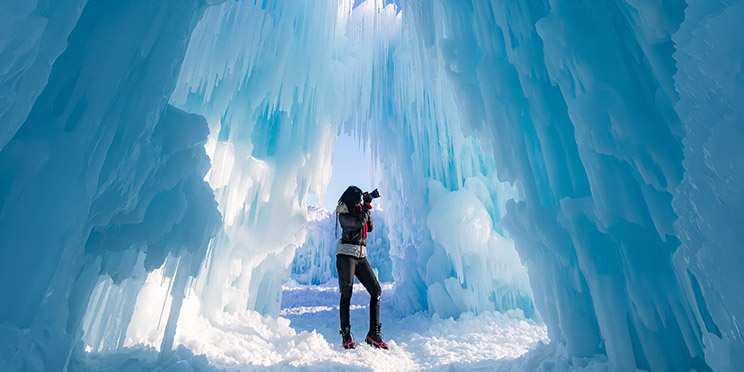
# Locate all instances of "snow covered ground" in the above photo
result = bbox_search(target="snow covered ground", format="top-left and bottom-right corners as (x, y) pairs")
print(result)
(71, 281), (609, 371)
(274, 281), (546, 371)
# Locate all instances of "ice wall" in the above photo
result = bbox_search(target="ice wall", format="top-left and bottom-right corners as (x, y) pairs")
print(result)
(365, 209), (395, 283)
(2, 1), (742, 371)
(0, 1), (221, 371)
(0, 0), (88, 150)
(169, 1), (342, 318)
(291, 205), (337, 285)
(672, 1), (744, 371)
(393, 0), (742, 371)
(395, 0), (697, 370)
(351, 1), (536, 319)
(170, 0), (535, 324)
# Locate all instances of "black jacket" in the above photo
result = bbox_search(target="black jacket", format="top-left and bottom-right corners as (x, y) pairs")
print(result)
(337, 202), (373, 247)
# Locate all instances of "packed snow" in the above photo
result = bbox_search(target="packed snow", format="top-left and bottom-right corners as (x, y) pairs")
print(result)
(72, 281), (568, 372)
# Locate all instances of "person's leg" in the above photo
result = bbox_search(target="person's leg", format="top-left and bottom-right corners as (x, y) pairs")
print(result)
(336, 254), (356, 330)
(354, 258), (381, 331)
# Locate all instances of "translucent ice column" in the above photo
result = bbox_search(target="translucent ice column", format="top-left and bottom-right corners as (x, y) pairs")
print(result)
(171, 0), (535, 324)
(393, 0), (732, 370)
(672, 1), (744, 370)
(0, 1), (221, 370)
(170, 1), (344, 317)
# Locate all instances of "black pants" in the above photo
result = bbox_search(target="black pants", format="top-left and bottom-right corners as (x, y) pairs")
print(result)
(336, 254), (381, 331)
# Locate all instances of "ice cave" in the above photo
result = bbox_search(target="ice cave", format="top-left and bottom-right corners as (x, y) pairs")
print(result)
(0, 0), (742, 371)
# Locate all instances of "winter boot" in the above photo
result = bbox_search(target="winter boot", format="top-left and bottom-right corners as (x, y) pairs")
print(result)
(365, 323), (389, 349)
(340, 326), (355, 349)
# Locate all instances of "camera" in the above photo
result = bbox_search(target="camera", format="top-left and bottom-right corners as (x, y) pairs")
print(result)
(363, 188), (380, 203)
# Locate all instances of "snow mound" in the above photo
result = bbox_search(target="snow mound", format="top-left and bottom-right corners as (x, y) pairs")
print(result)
(74, 282), (559, 372)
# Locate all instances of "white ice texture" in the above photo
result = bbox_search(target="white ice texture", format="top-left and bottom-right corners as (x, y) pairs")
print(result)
(1, 0), (743, 371)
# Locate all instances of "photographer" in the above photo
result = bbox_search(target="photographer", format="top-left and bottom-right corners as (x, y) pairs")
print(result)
(335, 186), (388, 350)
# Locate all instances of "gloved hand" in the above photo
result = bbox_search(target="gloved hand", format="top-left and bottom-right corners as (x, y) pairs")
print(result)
(363, 192), (373, 204)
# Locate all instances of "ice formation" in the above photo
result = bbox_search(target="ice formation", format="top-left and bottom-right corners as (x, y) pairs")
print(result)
(671, 1), (744, 369)
(166, 0), (534, 327)
(1, 0), (743, 371)
(0, 0), (221, 370)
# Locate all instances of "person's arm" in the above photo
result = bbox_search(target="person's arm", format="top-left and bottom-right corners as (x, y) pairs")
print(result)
(365, 203), (373, 232)
(338, 204), (370, 230)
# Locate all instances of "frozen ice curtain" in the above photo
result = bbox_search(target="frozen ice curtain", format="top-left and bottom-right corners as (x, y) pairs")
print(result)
(1, 0), (743, 371)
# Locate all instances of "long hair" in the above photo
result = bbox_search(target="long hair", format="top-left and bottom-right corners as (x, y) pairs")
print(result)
(339, 186), (362, 213)
(336, 186), (362, 239)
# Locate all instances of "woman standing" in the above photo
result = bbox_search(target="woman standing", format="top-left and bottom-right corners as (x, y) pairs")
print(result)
(335, 186), (388, 350)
